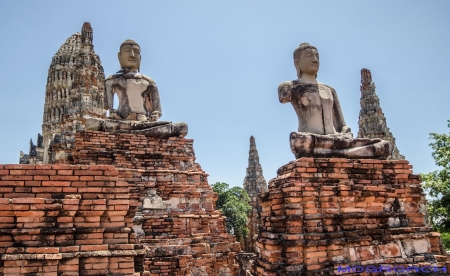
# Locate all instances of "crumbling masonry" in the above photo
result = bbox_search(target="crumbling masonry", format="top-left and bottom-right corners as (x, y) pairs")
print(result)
(20, 22), (106, 164)
(357, 68), (404, 160)
(7, 22), (242, 275)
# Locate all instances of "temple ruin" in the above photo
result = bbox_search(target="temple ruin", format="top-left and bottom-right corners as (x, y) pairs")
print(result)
(357, 68), (404, 160)
(5, 22), (242, 276)
(252, 43), (449, 275)
(20, 22), (106, 164)
(5, 25), (450, 276)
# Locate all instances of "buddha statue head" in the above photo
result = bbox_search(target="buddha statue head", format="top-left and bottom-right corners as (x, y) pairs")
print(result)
(293, 43), (319, 79)
(118, 39), (141, 72)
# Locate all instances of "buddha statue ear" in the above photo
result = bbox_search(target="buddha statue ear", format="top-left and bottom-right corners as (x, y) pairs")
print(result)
(138, 54), (141, 72)
(294, 59), (301, 79)
(118, 52), (124, 69)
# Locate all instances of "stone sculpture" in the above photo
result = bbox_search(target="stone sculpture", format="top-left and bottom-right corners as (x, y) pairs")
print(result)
(87, 39), (187, 138)
(279, 43), (389, 159)
(105, 39), (161, 122)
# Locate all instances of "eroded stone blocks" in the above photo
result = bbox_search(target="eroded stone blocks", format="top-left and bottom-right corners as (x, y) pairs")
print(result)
(253, 158), (450, 275)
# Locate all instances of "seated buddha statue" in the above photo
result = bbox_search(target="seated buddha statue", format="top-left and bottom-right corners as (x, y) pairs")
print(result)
(278, 43), (389, 159)
(87, 39), (187, 138)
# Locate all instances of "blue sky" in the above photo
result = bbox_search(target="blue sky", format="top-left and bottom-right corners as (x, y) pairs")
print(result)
(0, 1), (449, 187)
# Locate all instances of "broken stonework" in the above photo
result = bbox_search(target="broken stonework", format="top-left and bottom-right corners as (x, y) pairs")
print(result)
(252, 158), (450, 275)
(357, 68), (405, 160)
(142, 189), (166, 210)
(56, 130), (242, 275)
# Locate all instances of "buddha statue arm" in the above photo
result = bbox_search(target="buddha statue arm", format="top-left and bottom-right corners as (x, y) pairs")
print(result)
(104, 78), (114, 111)
(146, 80), (162, 121)
(104, 78), (120, 119)
(330, 87), (352, 135)
(278, 82), (292, 103)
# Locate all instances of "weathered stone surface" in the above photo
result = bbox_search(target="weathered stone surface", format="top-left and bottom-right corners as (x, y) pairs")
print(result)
(252, 158), (450, 275)
(290, 131), (390, 159)
(142, 189), (166, 210)
(84, 116), (188, 138)
(279, 43), (390, 159)
(358, 68), (405, 160)
(242, 136), (267, 253)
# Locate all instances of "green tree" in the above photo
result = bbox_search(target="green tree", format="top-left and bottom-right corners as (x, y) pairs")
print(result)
(211, 182), (251, 242)
(421, 119), (450, 235)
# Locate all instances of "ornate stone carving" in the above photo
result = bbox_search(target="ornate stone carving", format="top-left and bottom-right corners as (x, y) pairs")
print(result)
(357, 68), (405, 160)
(279, 43), (389, 159)
(40, 22), (105, 163)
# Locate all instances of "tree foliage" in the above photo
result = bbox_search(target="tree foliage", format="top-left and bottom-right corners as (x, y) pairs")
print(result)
(421, 119), (450, 233)
(211, 182), (251, 242)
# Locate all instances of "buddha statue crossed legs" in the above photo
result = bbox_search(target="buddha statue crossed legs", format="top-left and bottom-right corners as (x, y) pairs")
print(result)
(279, 43), (389, 159)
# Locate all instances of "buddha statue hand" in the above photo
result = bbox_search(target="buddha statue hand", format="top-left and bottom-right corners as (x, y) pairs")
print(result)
(109, 109), (121, 120)
(340, 126), (353, 139)
(149, 111), (162, 122)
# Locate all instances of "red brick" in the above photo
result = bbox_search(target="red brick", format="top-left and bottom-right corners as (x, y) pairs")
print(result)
(12, 198), (45, 204)
(0, 180), (24, 186)
(80, 245), (108, 251)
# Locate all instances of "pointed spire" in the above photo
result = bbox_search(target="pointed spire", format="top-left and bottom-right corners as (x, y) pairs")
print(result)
(242, 136), (267, 253)
(244, 136), (267, 193)
(357, 68), (404, 160)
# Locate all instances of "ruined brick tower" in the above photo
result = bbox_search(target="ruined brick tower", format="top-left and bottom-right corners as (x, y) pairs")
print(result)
(357, 68), (404, 160)
(20, 22), (106, 164)
(242, 136), (267, 253)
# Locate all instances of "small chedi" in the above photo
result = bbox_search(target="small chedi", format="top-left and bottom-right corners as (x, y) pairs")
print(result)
(85, 39), (188, 138)
(278, 43), (389, 159)
(358, 68), (405, 160)
(242, 136), (267, 253)
(252, 43), (450, 275)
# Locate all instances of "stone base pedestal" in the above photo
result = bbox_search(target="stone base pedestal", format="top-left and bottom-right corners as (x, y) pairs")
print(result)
(253, 158), (450, 275)
(69, 131), (241, 275)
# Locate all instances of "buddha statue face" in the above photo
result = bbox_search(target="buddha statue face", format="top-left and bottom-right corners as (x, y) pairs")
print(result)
(118, 40), (141, 71)
(293, 43), (319, 79)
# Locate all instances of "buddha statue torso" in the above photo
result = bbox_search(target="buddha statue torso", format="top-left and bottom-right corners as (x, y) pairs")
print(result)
(105, 72), (161, 120)
(279, 80), (347, 136)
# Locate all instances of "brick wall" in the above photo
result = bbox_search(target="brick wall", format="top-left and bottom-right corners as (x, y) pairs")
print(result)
(67, 131), (241, 275)
(253, 158), (450, 275)
(0, 164), (143, 276)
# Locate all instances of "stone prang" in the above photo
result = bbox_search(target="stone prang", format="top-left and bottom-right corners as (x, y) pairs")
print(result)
(20, 22), (106, 164)
(357, 68), (404, 160)
(242, 136), (267, 253)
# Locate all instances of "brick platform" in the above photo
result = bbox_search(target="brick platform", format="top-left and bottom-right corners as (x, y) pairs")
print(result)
(67, 131), (241, 275)
(253, 158), (450, 275)
(0, 164), (143, 276)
